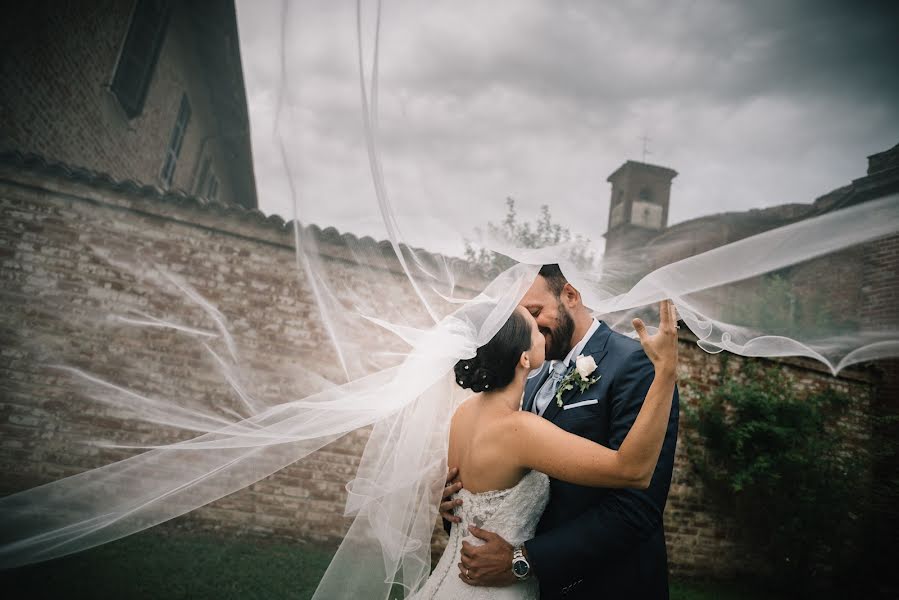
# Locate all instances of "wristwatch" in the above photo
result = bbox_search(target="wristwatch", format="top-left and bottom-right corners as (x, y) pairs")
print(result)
(512, 544), (530, 580)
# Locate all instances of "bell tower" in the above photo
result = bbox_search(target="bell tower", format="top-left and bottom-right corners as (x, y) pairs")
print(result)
(604, 160), (677, 255)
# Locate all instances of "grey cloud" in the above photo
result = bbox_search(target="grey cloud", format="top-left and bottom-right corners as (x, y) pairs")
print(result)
(236, 1), (899, 255)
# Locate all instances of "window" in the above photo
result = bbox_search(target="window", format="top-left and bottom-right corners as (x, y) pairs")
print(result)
(111, 0), (172, 118)
(206, 175), (219, 201)
(160, 94), (191, 187)
(638, 186), (653, 201)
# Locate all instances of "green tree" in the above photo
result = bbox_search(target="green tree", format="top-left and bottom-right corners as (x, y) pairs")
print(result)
(464, 198), (596, 276)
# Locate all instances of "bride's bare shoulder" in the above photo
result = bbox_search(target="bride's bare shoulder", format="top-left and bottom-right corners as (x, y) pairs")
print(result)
(504, 410), (557, 441)
(510, 408), (542, 422)
(455, 392), (479, 412)
(450, 393), (479, 425)
(500, 409), (545, 435)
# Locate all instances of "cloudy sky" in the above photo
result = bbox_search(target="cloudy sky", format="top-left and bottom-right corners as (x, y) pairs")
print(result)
(235, 0), (898, 256)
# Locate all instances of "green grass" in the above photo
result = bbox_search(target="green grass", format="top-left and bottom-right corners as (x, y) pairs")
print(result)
(3, 529), (778, 599)
(2, 530), (335, 600)
(671, 579), (787, 600)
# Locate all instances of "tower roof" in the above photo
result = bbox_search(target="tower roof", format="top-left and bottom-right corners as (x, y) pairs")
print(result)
(607, 160), (678, 183)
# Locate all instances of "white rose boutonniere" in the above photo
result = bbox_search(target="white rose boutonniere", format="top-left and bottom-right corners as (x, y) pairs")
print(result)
(576, 355), (597, 379)
(556, 354), (602, 407)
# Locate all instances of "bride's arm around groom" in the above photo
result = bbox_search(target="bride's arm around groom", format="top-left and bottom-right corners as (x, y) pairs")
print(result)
(457, 271), (680, 599)
(518, 340), (680, 598)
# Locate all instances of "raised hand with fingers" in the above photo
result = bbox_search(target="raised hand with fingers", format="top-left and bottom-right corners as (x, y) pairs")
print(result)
(632, 299), (679, 381)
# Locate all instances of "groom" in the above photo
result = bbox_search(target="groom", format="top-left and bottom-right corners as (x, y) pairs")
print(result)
(442, 264), (679, 599)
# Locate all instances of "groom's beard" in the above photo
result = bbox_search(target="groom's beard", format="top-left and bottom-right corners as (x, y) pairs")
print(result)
(542, 303), (575, 361)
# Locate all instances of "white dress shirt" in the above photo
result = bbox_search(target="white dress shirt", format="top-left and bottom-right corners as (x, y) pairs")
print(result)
(533, 318), (601, 416)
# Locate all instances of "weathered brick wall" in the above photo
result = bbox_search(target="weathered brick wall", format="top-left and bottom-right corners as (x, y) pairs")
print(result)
(0, 1), (241, 203)
(861, 233), (899, 410)
(0, 165), (882, 579)
(862, 233), (899, 328)
(0, 164), (440, 546)
(859, 232), (899, 583)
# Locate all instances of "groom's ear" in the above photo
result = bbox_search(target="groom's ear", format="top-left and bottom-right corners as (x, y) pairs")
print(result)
(561, 282), (581, 308)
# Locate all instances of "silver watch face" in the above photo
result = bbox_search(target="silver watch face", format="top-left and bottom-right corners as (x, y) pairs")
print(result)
(512, 559), (529, 578)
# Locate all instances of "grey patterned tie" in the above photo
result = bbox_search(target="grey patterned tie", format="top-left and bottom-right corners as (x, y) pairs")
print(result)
(532, 361), (568, 416)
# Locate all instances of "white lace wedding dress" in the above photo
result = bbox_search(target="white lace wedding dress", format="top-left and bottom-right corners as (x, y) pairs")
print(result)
(411, 469), (551, 599)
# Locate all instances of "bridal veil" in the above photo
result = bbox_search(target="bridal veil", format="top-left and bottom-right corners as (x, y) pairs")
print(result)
(1, 3), (897, 600)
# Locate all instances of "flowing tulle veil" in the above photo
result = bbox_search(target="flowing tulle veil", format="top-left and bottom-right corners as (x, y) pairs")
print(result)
(1, 2), (897, 599)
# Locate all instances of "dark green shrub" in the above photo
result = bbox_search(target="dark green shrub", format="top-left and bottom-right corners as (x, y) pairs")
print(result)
(683, 357), (882, 595)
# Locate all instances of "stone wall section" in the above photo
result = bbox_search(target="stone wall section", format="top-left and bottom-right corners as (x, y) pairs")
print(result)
(0, 166), (431, 546)
(0, 166), (881, 577)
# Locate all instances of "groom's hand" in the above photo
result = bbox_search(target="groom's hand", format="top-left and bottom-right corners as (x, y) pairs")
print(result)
(440, 466), (463, 524)
(458, 526), (517, 587)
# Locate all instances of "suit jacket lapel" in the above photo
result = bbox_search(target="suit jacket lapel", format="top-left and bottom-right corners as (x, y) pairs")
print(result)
(540, 322), (613, 423)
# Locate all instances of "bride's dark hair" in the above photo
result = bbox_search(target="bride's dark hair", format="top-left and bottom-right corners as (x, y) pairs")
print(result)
(454, 309), (532, 392)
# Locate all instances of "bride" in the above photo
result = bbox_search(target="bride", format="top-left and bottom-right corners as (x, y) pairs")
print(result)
(412, 294), (679, 599)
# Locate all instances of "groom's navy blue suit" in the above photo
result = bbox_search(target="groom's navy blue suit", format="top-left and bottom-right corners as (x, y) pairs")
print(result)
(523, 321), (679, 600)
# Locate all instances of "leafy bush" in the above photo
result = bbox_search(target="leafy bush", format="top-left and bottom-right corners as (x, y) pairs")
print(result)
(684, 357), (881, 595)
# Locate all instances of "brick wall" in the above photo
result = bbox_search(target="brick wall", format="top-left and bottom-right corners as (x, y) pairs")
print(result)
(866, 232), (899, 410)
(859, 232), (899, 582)
(0, 164), (438, 546)
(0, 1), (247, 205)
(0, 165), (882, 578)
